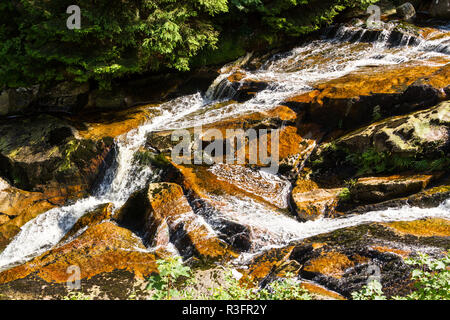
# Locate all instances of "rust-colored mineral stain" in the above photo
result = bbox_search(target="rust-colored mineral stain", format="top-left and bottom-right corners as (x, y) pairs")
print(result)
(384, 218), (450, 238)
(303, 251), (354, 278)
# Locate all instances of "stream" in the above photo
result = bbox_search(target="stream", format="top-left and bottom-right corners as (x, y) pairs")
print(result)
(0, 22), (449, 272)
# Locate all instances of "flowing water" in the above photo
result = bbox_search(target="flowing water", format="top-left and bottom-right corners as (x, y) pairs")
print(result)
(0, 23), (449, 271)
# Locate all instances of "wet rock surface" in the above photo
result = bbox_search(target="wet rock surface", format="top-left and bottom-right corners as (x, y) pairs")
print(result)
(0, 114), (115, 195)
(241, 218), (450, 298)
(0, 222), (169, 285)
(115, 182), (234, 262)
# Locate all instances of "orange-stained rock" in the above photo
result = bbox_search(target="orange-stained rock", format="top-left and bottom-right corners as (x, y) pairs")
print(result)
(170, 162), (288, 210)
(0, 222), (170, 284)
(351, 174), (435, 203)
(240, 246), (296, 285)
(370, 246), (410, 258)
(0, 114), (114, 204)
(302, 251), (354, 279)
(300, 282), (346, 300)
(115, 182), (235, 261)
(331, 101), (450, 155)
(290, 185), (343, 221)
(60, 203), (114, 243)
(147, 102), (298, 159)
(284, 61), (450, 129)
(161, 162), (293, 252)
(383, 218), (450, 238)
(227, 71), (246, 83)
(73, 105), (156, 141)
(147, 183), (233, 260)
(0, 179), (73, 250)
(310, 101), (450, 187)
(223, 70), (270, 102)
(251, 124), (324, 173)
(420, 63), (450, 90)
(239, 243), (347, 299)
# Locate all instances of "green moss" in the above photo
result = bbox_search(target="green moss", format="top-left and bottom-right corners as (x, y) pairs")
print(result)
(57, 140), (80, 173)
(338, 188), (352, 202)
(134, 151), (171, 169)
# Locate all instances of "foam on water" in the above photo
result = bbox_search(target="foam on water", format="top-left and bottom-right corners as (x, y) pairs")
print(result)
(230, 198), (450, 263)
(0, 197), (104, 270)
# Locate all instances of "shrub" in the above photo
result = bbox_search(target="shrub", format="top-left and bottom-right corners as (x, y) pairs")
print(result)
(62, 291), (92, 300)
(146, 258), (312, 300)
(146, 256), (192, 300)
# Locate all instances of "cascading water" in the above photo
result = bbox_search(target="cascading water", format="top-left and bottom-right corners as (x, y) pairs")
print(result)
(0, 22), (449, 271)
(232, 198), (450, 265)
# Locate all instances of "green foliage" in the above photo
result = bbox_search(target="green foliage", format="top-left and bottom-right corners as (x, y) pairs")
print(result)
(208, 271), (312, 300)
(352, 252), (450, 300)
(229, 0), (378, 36)
(351, 279), (386, 300)
(62, 291), (92, 300)
(372, 105), (382, 122)
(0, 0), (227, 89)
(257, 275), (312, 300)
(146, 256), (192, 300)
(346, 148), (450, 175)
(1, 0), (377, 89)
(348, 148), (388, 175)
(134, 151), (170, 168)
(146, 259), (311, 300)
(208, 271), (260, 300)
(398, 252), (450, 300)
(338, 187), (351, 201)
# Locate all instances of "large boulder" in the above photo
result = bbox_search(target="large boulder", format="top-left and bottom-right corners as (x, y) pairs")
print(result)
(0, 115), (114, 195)
(60, 203), (114, 243)
(349, 174), (434, 204)
(241, 218), (450, 298)
(0, 86), (39, 116)
(338, 102), (449, 155)
(310, 101), (450, 181)
(0, 178), (64, 250)
(36, 82), (90, 113)
(290, 179), (343, 221)
(0, 83), (90, 116)
(284, 63), (450, 131)
(396, 2), (416, 20)
(114, 182), (234, 262)
(162, 162), (298, 252)
(0, 222), (168, 284)
(146, 105), (323, 176)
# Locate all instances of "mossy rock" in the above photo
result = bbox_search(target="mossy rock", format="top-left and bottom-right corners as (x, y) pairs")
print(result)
(0, 114), (114, 196)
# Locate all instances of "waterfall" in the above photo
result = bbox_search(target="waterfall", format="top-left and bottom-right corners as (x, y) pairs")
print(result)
(0, 22), (449, 271)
